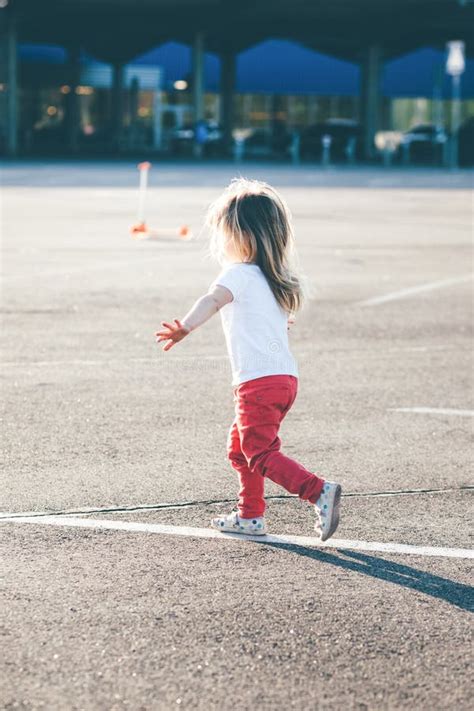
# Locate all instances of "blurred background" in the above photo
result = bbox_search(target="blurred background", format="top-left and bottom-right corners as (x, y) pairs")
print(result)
(1, 7), (473, 707)
(0, 0), (473, 167)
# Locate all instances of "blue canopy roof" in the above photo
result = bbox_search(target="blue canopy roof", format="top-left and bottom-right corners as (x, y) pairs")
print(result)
(20, 39), (474, 98)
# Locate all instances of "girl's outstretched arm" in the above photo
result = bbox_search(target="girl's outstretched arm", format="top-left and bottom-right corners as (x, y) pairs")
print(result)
(155, 284), (232, 351)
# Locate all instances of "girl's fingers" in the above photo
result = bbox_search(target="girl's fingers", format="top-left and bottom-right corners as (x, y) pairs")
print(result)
(156, 319), (185, 347)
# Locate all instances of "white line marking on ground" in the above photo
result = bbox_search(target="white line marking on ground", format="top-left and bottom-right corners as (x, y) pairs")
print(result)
(1, 346), (464, 369)
(0, 355), (229, 367)
(389, 407), (474, 417)
(1, 253), (190, 283)
(1, 515), (472, 560)
(356, 273), (473, 306)
(1, 487), (470, 521)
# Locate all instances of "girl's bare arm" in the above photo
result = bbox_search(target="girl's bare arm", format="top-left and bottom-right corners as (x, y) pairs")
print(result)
(155, 285), (232, 351)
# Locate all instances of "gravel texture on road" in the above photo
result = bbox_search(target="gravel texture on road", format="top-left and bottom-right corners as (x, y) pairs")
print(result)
(2, 162), (473, 710)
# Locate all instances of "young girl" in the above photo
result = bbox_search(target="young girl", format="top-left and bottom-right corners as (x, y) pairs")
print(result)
(155, 178), (341, 541)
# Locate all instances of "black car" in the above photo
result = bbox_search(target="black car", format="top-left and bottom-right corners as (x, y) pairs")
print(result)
(458, 117), (474, 166)
(300, 119), (363, 162)
(170, 121), (224, 156)
(241, 124), (294, 159)
(397, 124), (448, 164)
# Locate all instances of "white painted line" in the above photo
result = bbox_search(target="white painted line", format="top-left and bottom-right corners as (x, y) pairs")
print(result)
(389, 407), (474, 417)
(1, 486), (470, 521)
(1, 346), (463, 369)
(356, 273), (473, 306)
(1, 252), (193, 283)
(1, 355), (228, 368)
(1, 515), (472, 560)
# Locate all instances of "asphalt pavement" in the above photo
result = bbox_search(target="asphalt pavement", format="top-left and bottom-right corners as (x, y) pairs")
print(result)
(1, 162), (473, 710)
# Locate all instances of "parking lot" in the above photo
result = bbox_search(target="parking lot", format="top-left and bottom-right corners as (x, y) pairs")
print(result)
(1, 161), (473, 710)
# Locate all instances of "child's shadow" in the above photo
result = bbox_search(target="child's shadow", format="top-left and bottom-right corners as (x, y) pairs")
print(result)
(262, 542), (474, 612)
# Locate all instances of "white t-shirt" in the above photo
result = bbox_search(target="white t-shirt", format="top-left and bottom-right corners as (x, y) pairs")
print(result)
(210, 262), (298, 386)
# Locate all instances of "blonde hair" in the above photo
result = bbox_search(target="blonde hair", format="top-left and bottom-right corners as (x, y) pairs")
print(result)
(206, 178), (303, 313)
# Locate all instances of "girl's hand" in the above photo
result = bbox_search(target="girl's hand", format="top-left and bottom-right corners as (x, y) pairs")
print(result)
(155, 287), (230, 351)
(155, 319), (190, 351)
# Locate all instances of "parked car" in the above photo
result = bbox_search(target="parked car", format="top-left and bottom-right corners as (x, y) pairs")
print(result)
(397, 124), (448, 164)
(300, 119), (363, 162)
(458, 117), (474, 166)
(170, 121), (224, 156)
(240, 123), (294, 159)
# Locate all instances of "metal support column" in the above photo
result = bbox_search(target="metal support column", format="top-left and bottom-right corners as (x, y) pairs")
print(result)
(129, 76), (139, 150)
(221, 50), (235, 156)
(192, 31), (205, 158)
(449, 73), (461, 170)
(360, 44), (382, 161)
(65, 44), (81, 153)
(2, 10), (18, 156)
(112, 61), (125, 152)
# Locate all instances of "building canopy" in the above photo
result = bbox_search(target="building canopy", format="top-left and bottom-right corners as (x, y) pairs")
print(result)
(20, 40), (474, 99)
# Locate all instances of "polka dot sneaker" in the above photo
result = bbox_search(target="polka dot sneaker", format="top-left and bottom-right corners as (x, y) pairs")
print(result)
(210, 510), (267, 536)
(314, 481), (342, 542)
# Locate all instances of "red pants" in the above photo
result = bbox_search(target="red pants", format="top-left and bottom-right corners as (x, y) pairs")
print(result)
(227, 374), (325, 519)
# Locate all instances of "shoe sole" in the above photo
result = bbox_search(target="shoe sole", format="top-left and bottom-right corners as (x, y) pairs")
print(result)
(210, 521), (268, 536)
(319, 484), (342, 542)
